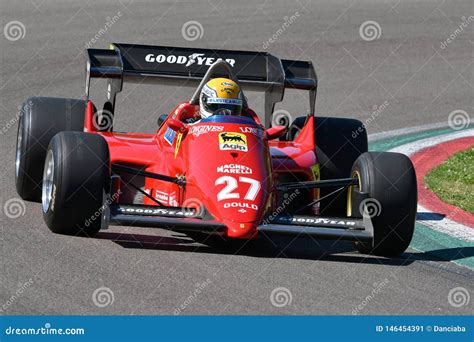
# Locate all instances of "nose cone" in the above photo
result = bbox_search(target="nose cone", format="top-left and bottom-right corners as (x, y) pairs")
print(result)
(184, 119), (272, 238)
(214, 175), (268, 221)
(202, 150), (271, 238)
(223, 220), (258, 239)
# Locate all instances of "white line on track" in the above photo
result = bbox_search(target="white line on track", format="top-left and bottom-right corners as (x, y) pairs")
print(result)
(368, 121), (454, 142)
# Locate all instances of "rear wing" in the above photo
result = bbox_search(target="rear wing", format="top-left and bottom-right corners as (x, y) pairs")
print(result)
(86, 43), (317, 127)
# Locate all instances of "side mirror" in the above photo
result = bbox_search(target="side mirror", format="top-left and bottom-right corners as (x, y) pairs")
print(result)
(167, 118), (188, 133)
(266, 126), (287, 140)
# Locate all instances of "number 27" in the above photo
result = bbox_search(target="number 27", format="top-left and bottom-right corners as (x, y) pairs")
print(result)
(215, 176), (261, 201)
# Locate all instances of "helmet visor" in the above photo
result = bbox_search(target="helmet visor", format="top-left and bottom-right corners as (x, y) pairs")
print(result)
(204, 98), (242, 115)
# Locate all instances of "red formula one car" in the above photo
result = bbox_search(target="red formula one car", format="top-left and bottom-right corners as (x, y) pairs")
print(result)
(15, 43), (417, 256)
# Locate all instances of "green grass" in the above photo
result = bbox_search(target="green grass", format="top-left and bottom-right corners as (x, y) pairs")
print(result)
(425, 147), (474, 214)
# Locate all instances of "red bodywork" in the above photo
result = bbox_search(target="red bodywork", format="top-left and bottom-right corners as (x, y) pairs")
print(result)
(84, 101), (318, 239)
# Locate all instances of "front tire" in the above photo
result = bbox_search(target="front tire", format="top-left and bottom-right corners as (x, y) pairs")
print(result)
(349, 152), (417, 256)
(15, 97), (86, 202)
(42, 132), (110, 236)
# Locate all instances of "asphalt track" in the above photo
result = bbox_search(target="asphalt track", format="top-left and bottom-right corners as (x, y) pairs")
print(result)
(1, 0), (473, 314)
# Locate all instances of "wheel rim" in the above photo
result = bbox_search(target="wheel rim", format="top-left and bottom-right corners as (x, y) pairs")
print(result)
(347, 170), (361, 217)
(15, 119), (23, 178)
(42, 150), (54, 213)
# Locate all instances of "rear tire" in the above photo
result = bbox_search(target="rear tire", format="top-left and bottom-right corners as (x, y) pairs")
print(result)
(288, 116), (368, 216)
(349, 152), (417, 256)
(42, 132), (110, 236)
(15, 97), (86, 202)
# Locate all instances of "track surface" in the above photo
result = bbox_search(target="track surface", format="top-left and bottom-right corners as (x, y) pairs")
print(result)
(1, 0), (473, 314)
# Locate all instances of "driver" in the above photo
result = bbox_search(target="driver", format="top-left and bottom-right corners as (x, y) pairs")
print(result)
(181, 77), (243, 124)
(200, 77), (243, 117)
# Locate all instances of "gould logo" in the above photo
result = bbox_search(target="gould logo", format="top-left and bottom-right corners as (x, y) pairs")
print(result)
(218, 132), (248, 152)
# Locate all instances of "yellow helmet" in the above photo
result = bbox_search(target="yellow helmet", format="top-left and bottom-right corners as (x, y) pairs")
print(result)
(199, 78), (243, 118)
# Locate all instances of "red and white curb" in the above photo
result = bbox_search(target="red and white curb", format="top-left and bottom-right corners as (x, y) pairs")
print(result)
(388, 128), (474, 242)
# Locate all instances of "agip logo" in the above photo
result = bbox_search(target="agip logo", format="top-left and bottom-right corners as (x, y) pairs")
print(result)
(218, 132), (248, 152)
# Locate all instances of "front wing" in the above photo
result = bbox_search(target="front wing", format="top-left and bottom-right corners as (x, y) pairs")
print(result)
(107, 204), (374, 245)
